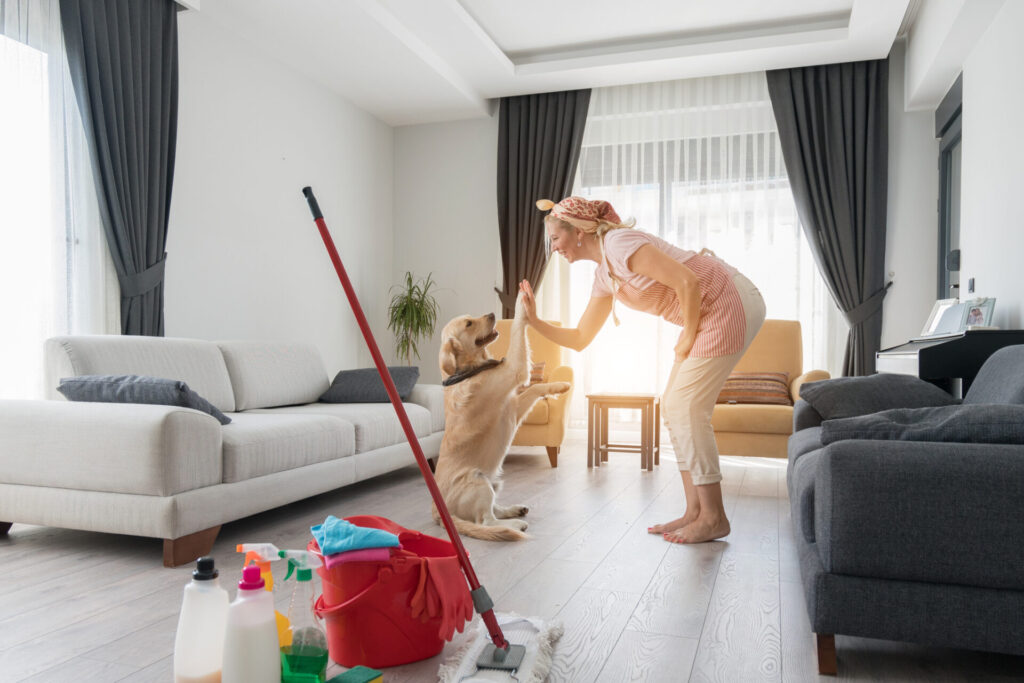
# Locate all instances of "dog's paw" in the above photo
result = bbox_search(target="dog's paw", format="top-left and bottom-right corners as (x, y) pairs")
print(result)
(514, 291), (527, 320)
(511, 505), (529, 518)
(549, 382), (571, 395)
(511, 519), (528, 532)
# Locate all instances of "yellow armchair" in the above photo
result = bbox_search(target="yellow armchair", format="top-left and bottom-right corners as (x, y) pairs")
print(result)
(489, 320), (574, 467)
(710, 319), (830, 458)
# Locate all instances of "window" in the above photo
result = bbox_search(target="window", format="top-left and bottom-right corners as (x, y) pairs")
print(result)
(537, 73), (846, 430)
(0, 0), (118, 399)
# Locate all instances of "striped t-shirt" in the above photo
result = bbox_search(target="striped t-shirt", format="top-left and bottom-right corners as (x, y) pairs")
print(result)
(591, 229), (747, 357)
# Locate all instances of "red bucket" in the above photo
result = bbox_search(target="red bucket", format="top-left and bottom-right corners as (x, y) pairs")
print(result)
(311, 515), (472, 669)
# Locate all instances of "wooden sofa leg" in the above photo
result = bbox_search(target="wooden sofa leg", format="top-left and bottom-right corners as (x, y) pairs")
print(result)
(816, 633), (837, 675)
(428, 457), (437, 473)
(546, 446), (559, 468)
(0, 522), (12, 536)
(163, 525), (221, 568)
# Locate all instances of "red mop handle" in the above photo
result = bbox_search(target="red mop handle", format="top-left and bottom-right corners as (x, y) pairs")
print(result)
(302, 187), (509, 651)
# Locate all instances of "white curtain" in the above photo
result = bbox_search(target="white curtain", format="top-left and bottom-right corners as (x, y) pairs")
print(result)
(537, 73), (847, 429)
(0, 0), (119, 400)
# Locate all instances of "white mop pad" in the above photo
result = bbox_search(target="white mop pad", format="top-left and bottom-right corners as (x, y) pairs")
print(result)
(437, 613), (563, 683)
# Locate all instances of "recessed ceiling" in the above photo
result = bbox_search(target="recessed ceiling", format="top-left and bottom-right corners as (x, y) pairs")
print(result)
(195, 0), (910, 127)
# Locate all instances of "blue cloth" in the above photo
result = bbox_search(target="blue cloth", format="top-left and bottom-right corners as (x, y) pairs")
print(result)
(311, 515), (400, 555)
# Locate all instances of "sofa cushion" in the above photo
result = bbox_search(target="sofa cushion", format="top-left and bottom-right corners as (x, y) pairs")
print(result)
(821, 404), (1024, 445)
(717, 372), (792, 405)
(221, 412), (354, 483)
(217, 341), (330, 411)
(711, 403), (793, 435)
(407, 384), (445, 432)
(522, 397), (549, 425)
(319, 366), (419, 403)
(799, 373), (959, 420)
(45, 336), (236, 412)
(57, 375), (231, 425)
(963, 344), (1024, 405)
(247, 402), (432, 453)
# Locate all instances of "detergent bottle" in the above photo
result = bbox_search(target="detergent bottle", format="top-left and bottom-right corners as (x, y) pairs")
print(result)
(278, 549), (329, 682)
(222, 565), (281, 683)
(236, 542), (292, 648)
(173, 556), (228, 683)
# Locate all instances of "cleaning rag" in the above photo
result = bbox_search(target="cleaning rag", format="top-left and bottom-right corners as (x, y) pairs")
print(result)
(311, 515), (401, 556)
(322, 547), (393, 570)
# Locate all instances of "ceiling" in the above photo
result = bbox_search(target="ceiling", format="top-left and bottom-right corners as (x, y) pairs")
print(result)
(196, 0), (912, 127)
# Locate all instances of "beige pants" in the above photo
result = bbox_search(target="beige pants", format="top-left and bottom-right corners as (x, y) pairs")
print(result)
(662, 272), (766, 485)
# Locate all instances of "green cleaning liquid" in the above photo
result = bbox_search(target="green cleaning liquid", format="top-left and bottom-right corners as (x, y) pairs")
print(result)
(282, 626), (329, 679)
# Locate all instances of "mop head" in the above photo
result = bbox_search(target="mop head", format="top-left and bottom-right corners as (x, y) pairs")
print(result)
(438, 613), (563, 683)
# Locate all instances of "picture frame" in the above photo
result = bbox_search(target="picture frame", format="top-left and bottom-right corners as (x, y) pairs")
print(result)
(916, 297), (997, 339)
(963, 297), (996, 328)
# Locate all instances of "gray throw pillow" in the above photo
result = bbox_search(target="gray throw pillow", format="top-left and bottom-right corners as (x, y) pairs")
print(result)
(320, 367), (419, 403)
(799, 373), (959, 420)
(821, 404), (1024, 445)
(57, 375), (231, 425)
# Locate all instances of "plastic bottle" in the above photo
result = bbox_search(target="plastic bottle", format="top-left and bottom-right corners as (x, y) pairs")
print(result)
(173, 556), (229, 683)
(278, 550), (329, 682)
(222, 565), (282, 683)
(237, 543), (292, 647)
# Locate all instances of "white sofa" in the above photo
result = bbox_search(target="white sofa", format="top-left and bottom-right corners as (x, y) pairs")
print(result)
(0, 335), (445, 566)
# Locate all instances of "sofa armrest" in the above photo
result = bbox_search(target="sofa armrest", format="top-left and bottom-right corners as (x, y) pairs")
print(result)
(815, 439), (1024, 590)
(0, 400), (222, 496)
(790, 370), (830, 403)
(793, 399), (824, 431)
(407, 383), (444, 432)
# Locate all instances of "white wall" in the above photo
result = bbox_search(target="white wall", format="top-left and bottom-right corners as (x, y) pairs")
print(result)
(961, 1), (1024, 330)
(881, 39), (939, 349)
(166, 10), (394, 375)
(393, 116), (502, 383)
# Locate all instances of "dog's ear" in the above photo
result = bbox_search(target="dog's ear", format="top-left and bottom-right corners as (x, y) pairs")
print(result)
(439, 337), (462, 376)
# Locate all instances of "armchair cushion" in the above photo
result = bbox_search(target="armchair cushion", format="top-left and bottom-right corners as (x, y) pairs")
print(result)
(821, 404), (1024, 445)
(717, 372), (791, 405)
(799, 373), (959, 420)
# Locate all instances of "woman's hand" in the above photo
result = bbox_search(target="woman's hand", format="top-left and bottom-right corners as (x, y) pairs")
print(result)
(518, 280), (538, 324)
(674, 332), (696, 362)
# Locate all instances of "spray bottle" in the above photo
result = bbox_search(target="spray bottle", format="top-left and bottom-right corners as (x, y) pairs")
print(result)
(278, 549), (329, 683)
(173, 556), (229, 683)
(236, 543), (292, 648)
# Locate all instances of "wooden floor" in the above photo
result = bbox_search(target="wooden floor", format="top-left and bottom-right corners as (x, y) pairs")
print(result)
(1, 432), (1022, 682)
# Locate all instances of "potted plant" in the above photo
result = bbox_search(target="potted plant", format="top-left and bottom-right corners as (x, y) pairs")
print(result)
(387, 271), (440, 366)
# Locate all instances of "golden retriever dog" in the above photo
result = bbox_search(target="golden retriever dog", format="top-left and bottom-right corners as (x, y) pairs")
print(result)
(433, 293), (570, 541)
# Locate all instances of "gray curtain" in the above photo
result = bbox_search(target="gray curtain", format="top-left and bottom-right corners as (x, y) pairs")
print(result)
(495, 89), (590, 318)
(60, 0), (178, 336)
(766, 59), (890, 376)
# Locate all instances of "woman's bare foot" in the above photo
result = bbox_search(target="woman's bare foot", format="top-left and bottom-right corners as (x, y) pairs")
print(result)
(648, 510), (700, 535)
(663, 516), (730, 544)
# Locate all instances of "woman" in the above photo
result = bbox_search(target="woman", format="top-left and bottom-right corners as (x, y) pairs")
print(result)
(518, 196), (765, 544)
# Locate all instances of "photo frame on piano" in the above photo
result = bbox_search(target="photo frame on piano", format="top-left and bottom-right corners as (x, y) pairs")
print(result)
(916, 297), (997, 340)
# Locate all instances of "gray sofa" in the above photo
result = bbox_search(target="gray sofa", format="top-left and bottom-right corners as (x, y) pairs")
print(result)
(787, 345), (1024, 674)
(0, 335), (445, 566)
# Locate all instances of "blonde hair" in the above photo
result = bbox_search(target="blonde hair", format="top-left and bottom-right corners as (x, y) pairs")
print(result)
(545, 213), (636, 325)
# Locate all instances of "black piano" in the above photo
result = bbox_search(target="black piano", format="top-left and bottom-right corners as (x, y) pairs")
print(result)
(876, 330), (1024, 396)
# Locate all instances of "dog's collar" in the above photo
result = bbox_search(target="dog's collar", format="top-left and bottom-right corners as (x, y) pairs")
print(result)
(442, 358), (505, 387)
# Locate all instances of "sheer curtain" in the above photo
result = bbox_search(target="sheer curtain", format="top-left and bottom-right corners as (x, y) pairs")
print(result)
(537, 73), (847, 429)
(0, 0), (118, 399)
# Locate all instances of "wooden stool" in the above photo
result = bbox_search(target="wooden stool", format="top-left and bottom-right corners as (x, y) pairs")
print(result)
(586, 392), (660, 471)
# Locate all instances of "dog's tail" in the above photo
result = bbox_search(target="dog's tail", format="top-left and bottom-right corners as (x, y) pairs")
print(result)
(432, 506), (528, 542)
(450, 515), (528, 542)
